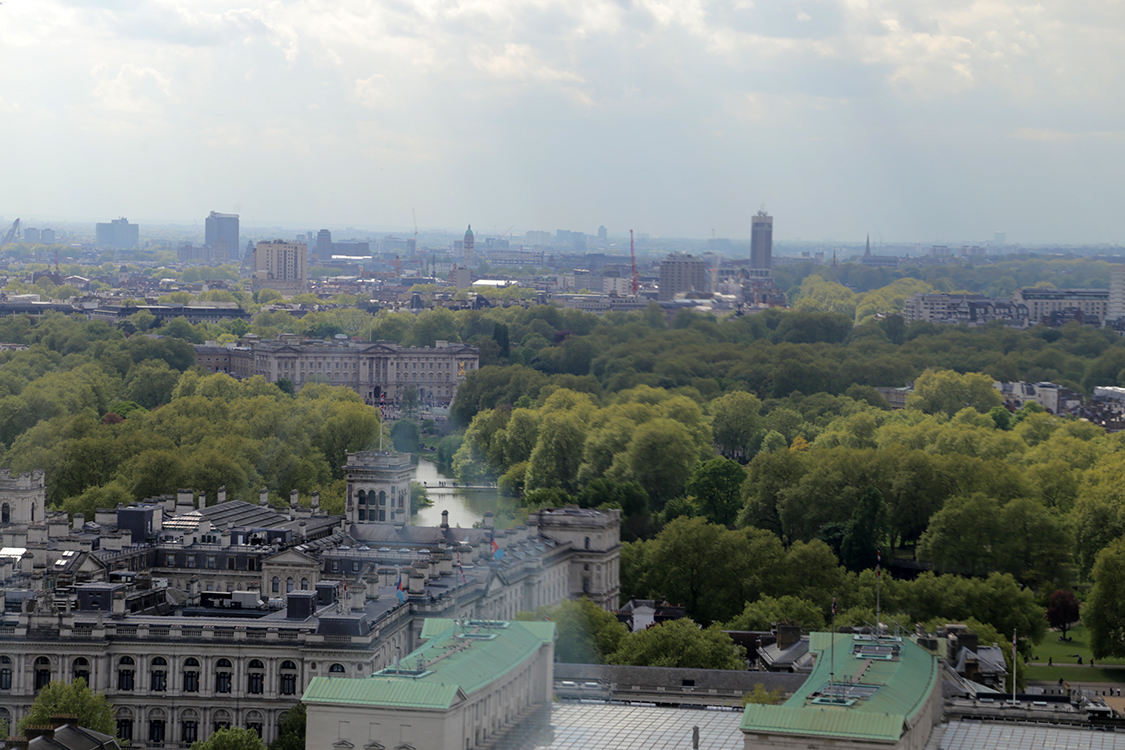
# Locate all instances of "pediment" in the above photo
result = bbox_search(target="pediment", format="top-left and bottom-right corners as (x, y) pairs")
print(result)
(264, 547), (318, 566)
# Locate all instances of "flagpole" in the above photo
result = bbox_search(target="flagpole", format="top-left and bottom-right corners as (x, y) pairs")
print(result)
(830, 596), (837, 692)
(876, 548), (882, 637)
(1012, 628), (1017, 704)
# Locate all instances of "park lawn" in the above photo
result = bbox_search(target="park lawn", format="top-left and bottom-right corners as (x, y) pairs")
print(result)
(1026, 665), (1125, 684)
(1033, 625), (1125, 667)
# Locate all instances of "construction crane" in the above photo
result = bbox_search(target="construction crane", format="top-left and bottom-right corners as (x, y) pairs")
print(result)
(1, 218), (20, 246)
(630, 229), (639, 295)
(412, 209), (418, 251)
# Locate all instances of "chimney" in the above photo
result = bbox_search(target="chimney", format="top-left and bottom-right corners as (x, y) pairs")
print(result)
(259, 488), (269, 507)
(408, 571), (425, 595)
(298, 520), (307, 541)
(111, 590), (126, 617)
(72, 512), (85, 532)
(366, 574), (381, 601)
(483, 512), (494, 530)
(441, 510), (449, 529)
(217, 485), (227, 504)
(176, 489), (194, 514)
(776, 624), (802, 651)
(351, 582), (366, 612)
(311, 491), (320, 512)
(290, 490), (299, 509)
(956, 632), (979, 662)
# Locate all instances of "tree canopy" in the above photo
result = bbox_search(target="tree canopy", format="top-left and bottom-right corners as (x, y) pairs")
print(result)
(18, 678), (115, 737)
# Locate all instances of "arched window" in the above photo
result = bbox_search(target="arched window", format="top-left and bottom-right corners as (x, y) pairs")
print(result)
(117, 656), (135, 691)
(215, 658), (233, 693)
(280, 660), (298, 695)
(0, 503), (8, 524)
(183, 658), (200, 693)
(272, 576), (280, 593)
(247, 660), (265, 695)
(379, 490), (386, 506)
(329, 663), (346, 674)
(358, 490), (367, 505)
(34, 656), (51, 691)
(0, 655), (12, 690)
(301, 578), (309, 590)
(584, 536), (591, 550)
(150, 656), (167, 692)
(180, 709), (199, 745)
(286, 577), (294, 593)
(72, 657), (90, 684)
(115, 708), (134, 743)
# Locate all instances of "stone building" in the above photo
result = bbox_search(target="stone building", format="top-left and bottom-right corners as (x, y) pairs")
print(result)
(194, 337), (479, 405)
(0, 464), (621, 748)
(251, 240), (308, 295)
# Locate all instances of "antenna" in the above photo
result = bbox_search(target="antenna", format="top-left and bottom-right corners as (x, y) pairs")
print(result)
(630, 230), (638, 295)
(412, 209), (418, 249)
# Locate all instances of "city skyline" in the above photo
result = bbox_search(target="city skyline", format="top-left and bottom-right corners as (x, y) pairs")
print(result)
(0, 0), (1122, 245)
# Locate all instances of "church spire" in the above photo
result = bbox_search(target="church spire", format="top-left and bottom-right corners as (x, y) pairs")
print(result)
(864, 234), (871, 257)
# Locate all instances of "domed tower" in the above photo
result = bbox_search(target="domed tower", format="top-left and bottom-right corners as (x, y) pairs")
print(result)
(463, 224), (475, 265)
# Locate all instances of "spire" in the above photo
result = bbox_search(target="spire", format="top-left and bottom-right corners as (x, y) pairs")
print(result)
(864, 234), (871, 257)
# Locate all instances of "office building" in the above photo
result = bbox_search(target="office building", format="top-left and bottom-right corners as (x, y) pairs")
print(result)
(23, 228), (40, 244)
(95, 218), (139, 250)
(251, 240), (308, 295)
(39, 228), (55, 244)
(1111, 266), (1125, 321)
(658, 253), (706, 301)
(315, 229), (332, 261)
(751, 210), (773, 270)
(204, 212), (239, 263)
(598, 225), (607, 241)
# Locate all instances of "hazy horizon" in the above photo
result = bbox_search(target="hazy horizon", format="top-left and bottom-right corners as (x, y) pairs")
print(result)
(1, 0), (1121, 246)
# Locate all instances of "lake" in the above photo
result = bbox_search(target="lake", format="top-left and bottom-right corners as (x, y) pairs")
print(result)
(411, 457), (511, 528)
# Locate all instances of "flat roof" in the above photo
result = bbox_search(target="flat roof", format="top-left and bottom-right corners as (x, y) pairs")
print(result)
(940, 720), (1125, 750)
(490, 703), (745, 750)
(740, 633), (938, 742)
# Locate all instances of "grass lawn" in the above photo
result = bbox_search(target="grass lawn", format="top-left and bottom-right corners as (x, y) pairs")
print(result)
(1025, 665), (1125, 684)
(1033, 625), (1125, 666)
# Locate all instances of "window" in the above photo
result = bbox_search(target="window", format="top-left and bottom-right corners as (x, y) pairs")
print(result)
(118, 656), (135, 691)
(181, 720), (198, 744)
(247, 723), (263, 738)
(149, 720), (165, 744)
(34, 656), (51, 691)
(151, 657), (167, 692)
(207, 555), (216, 569)
(301, 578), (309, 590)
(0, 663), (10, 690)
(272, 576), (280, 593)
(584, 536), (591, 550)
(287, 577), (294, 593)
(73, 657), (90, 684)
(329, 663), (346, 673)
(280, 672), (297, 695)
(248, 671), (264, 694)
(183, 658), (200, 692)
(0, 503), (8, 524)
(187, 555), (196, 568)
(117, 719), (133, 742)
(166, 554), (176, 566)
(583, 577), (591, 594)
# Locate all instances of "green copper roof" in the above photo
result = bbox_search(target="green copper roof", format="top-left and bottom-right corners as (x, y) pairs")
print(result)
(740, 633), (938, 742)
(303, 619), (555, 710)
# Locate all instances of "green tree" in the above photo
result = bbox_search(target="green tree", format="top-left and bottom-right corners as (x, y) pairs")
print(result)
(526, 411), (587, 495)
(840, 486), (888, 572)
(190, 727), (266, 750)
(607, 619), (746, 670)
(685, 458), (746, 527)
(724, 595), (826, 632)
(618, 417), (698, 508)
(1087, 537), (1125, 659)
(917, 494), (1002, 575)
(515, 599), (627, 663)
(710, 391), (762, 460)
(391, 420), (420, 452)
(906, 369), (1002, 416)
(18, 678), (115, 736)
(740, 684), (786, 705)
(268, 704), (306, 750)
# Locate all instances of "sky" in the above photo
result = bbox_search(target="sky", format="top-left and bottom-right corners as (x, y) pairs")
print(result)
(0, 0), (1122, 245)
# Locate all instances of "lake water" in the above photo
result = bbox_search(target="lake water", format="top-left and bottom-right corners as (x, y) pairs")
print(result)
(412, 457), (510, 528)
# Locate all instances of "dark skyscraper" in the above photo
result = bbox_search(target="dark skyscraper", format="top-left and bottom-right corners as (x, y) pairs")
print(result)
(205, 211), (239, 262)
(751, 210), (773, 270)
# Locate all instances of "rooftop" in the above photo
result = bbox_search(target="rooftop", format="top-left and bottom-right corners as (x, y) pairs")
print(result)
(741, 633), (939, 743)
(302, 618), (555, 710)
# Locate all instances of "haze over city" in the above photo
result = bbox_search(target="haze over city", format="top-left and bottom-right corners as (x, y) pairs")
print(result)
(1, 0), (1123, 244)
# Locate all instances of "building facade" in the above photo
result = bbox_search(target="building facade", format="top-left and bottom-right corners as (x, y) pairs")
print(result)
(195, 337), (479, 405)
(1012, 287), (1108, 325)
(0, 465), (621, 748)
(658, 253), (706, 301)
(251, 240), (308, 295)
(204, 212), (239, 263)
(95, 218), (139, 250)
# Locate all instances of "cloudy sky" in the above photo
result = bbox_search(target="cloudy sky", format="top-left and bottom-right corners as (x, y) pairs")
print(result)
(0, 0), (1121, 244)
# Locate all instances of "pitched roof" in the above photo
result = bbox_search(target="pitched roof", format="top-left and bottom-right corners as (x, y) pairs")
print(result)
(303, 618), (555, 710)
(741, 633), (939, 743)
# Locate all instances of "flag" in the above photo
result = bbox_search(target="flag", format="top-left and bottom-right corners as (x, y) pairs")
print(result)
(395, 574), (405, 602)
(876, 548), (881, 579)
(831, 597), (836, 617)
(456, 555), (467, 583)
(490, 538), (505, 561)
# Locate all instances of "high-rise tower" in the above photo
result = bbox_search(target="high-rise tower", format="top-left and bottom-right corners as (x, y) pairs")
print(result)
(751, 210), (773, 270)
(205, 211), (239, 262)
(463, 225), (475, 265)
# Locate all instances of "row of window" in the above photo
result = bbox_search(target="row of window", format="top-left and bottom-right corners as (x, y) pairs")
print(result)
(120, 718), (263, 744)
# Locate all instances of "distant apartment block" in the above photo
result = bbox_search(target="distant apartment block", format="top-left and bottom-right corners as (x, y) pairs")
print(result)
(901, 293), (1028, 326)
(525, 230), (552, 246)
(251, 240), (308, 295)
(204, 211), (239, 262)
(1012, 288), (1108, 325)
(95, 217), (139, 249)
(658, 253), (706, 301)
